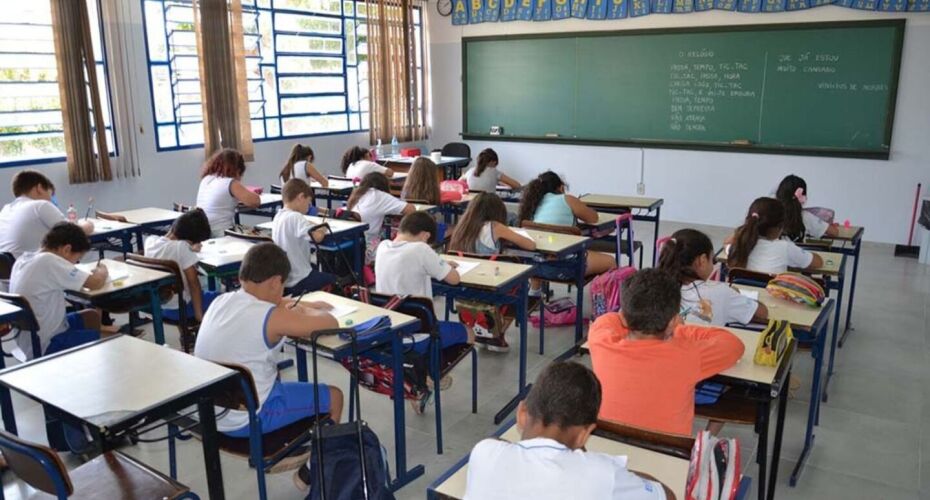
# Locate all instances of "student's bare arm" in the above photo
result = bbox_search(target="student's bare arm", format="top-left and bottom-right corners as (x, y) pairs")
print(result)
(230, 180), (261, 208)
(77, 219), (95, 235)
(83, 264), (109, 290)
(804, 252), (824, 271)
(752, 301), (769, 323)
(495, 222), (536, 250)
(443, 265), (461, 286)
(499, 173), (521, 189)
(185, 266), (205, 321)
(401, 203), (416, 215)
(825, 223), (840, 238)
(266, 305), (339, 344)
(306, 163), (328, 187)
(565, 195), (598, 224)
(382, 168), (394, 178)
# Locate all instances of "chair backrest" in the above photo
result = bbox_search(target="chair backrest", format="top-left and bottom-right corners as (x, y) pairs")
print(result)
(210, 362), (260, 412)
(0, 430), (73, 497)
(94, 210), (128, 223)
(270, 184), (282, 194)
(225, 226), (273, 243)
(0, 293), (41, 336)
(726, 268), (776, 288)
(122, 254), (196, 349)
(520, 220), (582, 236)
(366, 292), (437, 335)
(440, 142), (471, 160)
(173, 202), (193, 213)
(595, 419), (695, 460)
(0, 252), (15, 281)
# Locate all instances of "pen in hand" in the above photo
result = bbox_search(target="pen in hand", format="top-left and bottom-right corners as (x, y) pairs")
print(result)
(288, 291), (308, 309)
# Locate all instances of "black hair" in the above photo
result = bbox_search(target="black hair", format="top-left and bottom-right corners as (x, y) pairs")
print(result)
(42, 222), (90, 253)
(656, 229), (714, 285)
(171, 208), (212, 244)
(12, 170), (55, 197)
(340, 146), (370, 175)
(524, 361), (602, 428)
(398, 211), (438, 244)
(518, 171), (566, 224)
(620, 268), (681, 336)
(775, 174), (808, 242)
(347, 172), (392, 211)
(239, 242), (291, 283)
(475, 148), (499, 177)
(281, 178), (314, 203)
(279, 144), (315, 182)
(728, 197), (785, 269)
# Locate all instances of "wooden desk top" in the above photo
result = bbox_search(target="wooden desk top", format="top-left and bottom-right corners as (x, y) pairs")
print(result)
(579, 212), (617, 232)
(0, 335), (234, 428)
(71, 259), (172, 298)
(85, 218), (138, 236)
(256, 215), (367, 235)
(256, 193), (282, 206)
(441, 255), (534, 291)
(295, 292), (418, 351)
(432, 423), (688, 500)
(717, 249), (843, 277)
(110, 207), (182, 226)
(517, 228), (590, 255)
(579, 194), (663, 210)
(733, 285), (830, 329)
(832, 225), (863, 241)
(197, 237), (255, 269)
(310, 179), (355, 191)
(381, 156), (469, 166)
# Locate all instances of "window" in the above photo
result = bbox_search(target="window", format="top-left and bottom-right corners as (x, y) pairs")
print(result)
(0, 0), (116, 167)
(142, 0), (425, 150)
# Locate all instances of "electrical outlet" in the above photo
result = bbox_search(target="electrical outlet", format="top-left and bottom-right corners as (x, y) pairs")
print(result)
(636, 183), (645, 195)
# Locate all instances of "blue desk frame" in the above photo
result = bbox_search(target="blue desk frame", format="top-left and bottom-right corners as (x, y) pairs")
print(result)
(578, 194), (664, 268)
(0, 302), (25, 434)
(66, 275), (175, 346)
(800, 226), (864, 345)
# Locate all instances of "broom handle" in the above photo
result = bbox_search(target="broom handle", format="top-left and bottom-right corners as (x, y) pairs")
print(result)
(908, 183), (922, 246)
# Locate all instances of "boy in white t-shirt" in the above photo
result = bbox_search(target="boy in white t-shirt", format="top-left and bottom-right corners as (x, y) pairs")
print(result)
(144, 208), (218, 327)
(465, 361), (669, 500)
(0, 170), (93, 258)
(9, 223), (109, 360)
(271, 179), (336, 295)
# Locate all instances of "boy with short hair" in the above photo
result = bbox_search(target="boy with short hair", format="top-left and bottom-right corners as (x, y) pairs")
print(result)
(0, 170), (93, 258)
(271, 178), (335, 295)
(194, 243), (343, 476)
(465, 361), (669, 500)
(9, 222), (109, 360)
(588, 268), (744, 436)
(144, 208), (215, 323)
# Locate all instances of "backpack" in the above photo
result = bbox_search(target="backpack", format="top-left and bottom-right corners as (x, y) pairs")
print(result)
(528, 298), (586, 327)
(589, 266), (636, 319)
(766, 272), (825, 307)
(686, 431), (741, 500)
(305, 424), (395, 500)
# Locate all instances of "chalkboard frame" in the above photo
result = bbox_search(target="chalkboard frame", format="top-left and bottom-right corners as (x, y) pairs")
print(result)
(461, 19), (905, 160)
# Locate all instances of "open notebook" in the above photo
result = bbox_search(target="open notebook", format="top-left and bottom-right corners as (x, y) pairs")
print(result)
(444, 259), (480, 276)
(76, 263), (130, 283)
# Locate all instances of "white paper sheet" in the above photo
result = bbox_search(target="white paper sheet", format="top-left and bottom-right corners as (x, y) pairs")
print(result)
(512, 229), (533, 240)
(325, 303), (358, 319)
(445, 259), (480, 276)
(739, 289), (760, 301)
(77, 263), (130, 283)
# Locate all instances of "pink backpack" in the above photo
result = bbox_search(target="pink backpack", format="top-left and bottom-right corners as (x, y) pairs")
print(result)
(589, 266), (636, 320)
(439, 180), (468, 203)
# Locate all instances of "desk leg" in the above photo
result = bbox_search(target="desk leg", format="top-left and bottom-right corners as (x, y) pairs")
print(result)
(652, 207), (661, 267)
(495, 281), (529, 425)
(354, 235), (364, 280)
(0, 356), (15, 435)
(389, 328), (424, 490)
(296, 345), (308, 382)
(134, 229), (145, 253)
(840, 241), (861, 344)
(149, 288), (165, 345)
(824, 271), (844, 402)
(791, 326), (825, 486)
(755, 399), (769, 500)
(575, 250), (587, 344)
(198, 397), (226, 500)
(768, 371), (790, 500)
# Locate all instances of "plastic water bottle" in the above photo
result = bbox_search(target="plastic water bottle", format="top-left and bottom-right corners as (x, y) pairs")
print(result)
(66, 204), (77, 223)
(374, 138), (382, 160)
(390, 135), (399, 158)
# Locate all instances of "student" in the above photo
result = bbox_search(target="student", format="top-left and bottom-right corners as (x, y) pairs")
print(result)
(588, 268), (743, 436)
(144, 208), (216, 323)
(340, 146), (393, 179)
(728, 197), (823, 275)
(194, 243), (343, 477)
(347, 172), (414, 263)
(517, 171), (616, 279)
(9, 223), (109, 360)
(271, 179), (336, 295)
(459, 148), (520, 193)
(776, 174), (838, 241)
(449, 192), (535, 255)
(0, 170), (93, 258)
(195, 148), (261, 237)
(279, 143), (328, 188)
(400, 157), (440, 204)
(465, 361), (669, 500)
(658, 228), (767, 326)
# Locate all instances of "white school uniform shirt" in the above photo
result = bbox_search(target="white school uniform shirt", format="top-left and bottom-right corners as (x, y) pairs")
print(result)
(745, 238), (813, 275)
(802, 210), (830, 239)
(682, 280), (758, 326)
(144, 235), (200, 308)
(194, 289), (280, 432)
(0, 197), (66, 258)
(272, 208), (316, 287)
(353, 189), (408, 241)
(374, 240), (452, 300)
(465, 437), (666, 500)
(9, 252), (90, 359)
(345, 160), (388, 180)
(463, 166), (502, 193)
(286, 160), (310, 182)
(196, 175), (239, 237)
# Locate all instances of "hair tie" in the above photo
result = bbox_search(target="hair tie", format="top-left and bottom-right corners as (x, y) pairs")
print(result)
(794, 187), (807, 205)
(751, 212), (760, 219)
(668, 237), (677, 244)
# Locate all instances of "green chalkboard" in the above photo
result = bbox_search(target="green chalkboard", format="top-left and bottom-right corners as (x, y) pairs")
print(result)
(462, 20), (904, 159)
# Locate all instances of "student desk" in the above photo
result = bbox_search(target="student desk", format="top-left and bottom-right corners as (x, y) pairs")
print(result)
(85, 217), (138, 256)
(802, 225), (864, 344)
(432, 256), (535, 424)
(506, 229), (591, 361)
(197, 236), (256, 291)
(235, 193), (282, 222)
(288, 292), (425, 491)
(0, 300), (23, 434)
(309, 174), (409, 210)
(733, 284), (833, 488)
(256, 215), (369, 279)
(105, 207), (183, 251)
(578, 193), (664, 264)
(0, 335), (238, 499)
(379, 155), (471, 180)
(67, 259), (175, 345)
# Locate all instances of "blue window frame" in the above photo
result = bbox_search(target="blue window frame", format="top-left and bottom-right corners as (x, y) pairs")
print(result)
(0, 0), (117, 167)
(141, 0), (425, 151)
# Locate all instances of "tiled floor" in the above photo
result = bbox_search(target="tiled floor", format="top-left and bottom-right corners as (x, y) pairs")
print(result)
(1, 220), (926, 499)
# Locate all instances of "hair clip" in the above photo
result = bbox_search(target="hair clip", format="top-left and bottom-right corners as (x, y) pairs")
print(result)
(669, 237), (677, 244)
(750, 212), (760, 219)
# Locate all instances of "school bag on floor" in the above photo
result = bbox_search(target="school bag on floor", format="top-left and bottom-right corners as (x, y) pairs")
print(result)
(458, 299), (511, 347)
(589, 266), (636, 319)
(686, 430), (741, 500)
(528, 297), (586, 328)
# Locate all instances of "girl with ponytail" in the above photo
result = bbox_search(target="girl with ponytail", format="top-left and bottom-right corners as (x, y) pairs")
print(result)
(340, 146), (393, 179)
(658, 228), (766, 325)
(279, 143), (328, 187)
(460, 148), (521, 192)
(775, 174), (838, 241)
(727, 197), (822, 274)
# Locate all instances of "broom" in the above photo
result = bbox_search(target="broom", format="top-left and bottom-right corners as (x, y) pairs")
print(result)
(894, 183), (922, 258)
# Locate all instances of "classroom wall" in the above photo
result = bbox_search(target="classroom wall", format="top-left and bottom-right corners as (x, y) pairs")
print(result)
(427, 8), (930, 244)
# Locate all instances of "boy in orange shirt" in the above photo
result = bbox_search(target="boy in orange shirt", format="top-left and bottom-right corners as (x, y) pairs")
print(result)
(588, 268), (744, 436)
